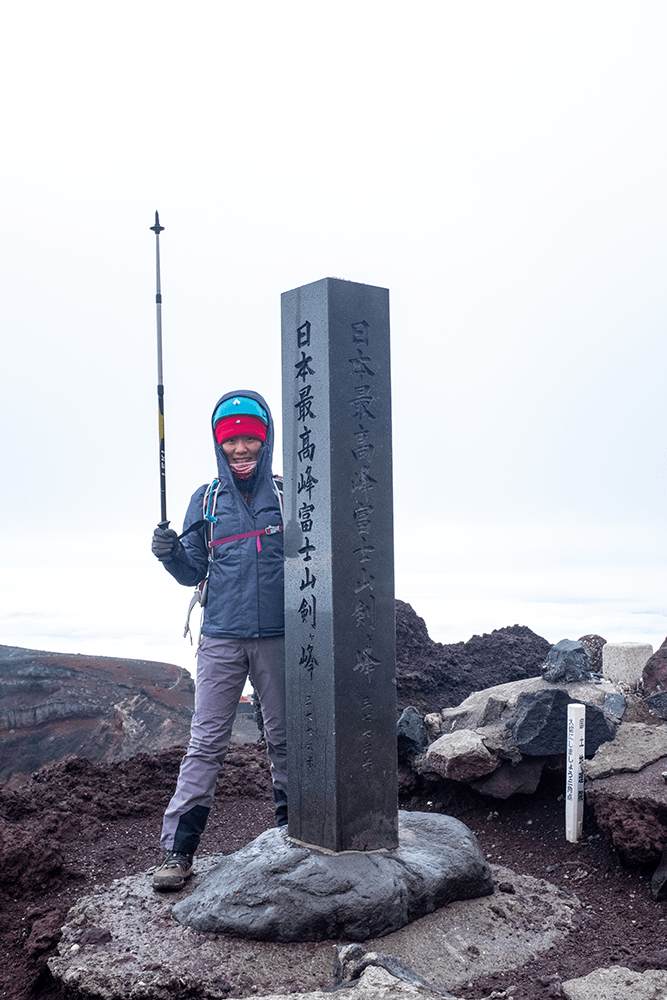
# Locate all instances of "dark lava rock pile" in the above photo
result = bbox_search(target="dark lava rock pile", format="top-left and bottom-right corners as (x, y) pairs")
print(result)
(395, 599), (551, 713)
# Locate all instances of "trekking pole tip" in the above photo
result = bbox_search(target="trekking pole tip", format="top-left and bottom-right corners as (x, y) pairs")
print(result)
(150, 211), (164, 235)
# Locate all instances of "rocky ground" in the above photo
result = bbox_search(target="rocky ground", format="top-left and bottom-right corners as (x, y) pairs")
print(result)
(2, 610), (666, 999)
(1, 743), (667, 1000)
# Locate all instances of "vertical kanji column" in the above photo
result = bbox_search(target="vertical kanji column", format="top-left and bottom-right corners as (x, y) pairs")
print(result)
(281, 277), (398, 853)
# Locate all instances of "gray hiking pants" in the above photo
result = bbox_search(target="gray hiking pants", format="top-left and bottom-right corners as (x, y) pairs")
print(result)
(160, 634), (286, 855)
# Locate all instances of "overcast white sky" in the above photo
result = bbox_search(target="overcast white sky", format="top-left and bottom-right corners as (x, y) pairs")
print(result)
(1, 1), (666, 670)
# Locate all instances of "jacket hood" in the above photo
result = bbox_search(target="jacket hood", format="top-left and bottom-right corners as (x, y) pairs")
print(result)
(211, 389), (275, 486)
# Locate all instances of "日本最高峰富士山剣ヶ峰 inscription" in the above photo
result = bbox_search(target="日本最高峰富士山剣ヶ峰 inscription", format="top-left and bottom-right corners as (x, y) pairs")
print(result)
(281, 277), (397, 853)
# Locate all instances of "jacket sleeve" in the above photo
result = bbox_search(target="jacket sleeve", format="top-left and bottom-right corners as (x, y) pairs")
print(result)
(161, 487), (210, 587)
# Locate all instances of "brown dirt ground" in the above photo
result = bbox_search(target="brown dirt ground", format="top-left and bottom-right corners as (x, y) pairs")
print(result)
(2, 743), (667, 1000)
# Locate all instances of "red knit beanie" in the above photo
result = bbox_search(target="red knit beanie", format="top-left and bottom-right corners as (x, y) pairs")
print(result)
(214, 414), (267, 445)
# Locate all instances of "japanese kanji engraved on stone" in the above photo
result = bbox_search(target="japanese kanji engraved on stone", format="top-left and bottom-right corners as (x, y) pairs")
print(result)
(281, 276), (398, 852)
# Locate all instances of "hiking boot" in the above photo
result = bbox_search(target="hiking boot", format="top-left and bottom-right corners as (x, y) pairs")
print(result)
(152, 851), (194, 892)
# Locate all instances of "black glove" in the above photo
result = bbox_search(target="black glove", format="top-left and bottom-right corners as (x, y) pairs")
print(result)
(152, 526), (181, 562)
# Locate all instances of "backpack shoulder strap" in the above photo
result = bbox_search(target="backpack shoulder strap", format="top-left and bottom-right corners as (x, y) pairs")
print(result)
(183, 477), (220, 644)
(178, 478), (222, 542)
(203, 478), (223, 554)
(271, 474), (284, 522)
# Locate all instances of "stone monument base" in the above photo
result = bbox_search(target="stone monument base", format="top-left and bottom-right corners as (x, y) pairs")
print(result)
(172, 810), (494, 942)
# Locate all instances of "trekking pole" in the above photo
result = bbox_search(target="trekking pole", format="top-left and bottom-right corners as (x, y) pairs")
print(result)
(150, 210), (169, 528)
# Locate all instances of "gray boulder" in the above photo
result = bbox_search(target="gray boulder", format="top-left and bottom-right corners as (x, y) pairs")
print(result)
(541, 639), (592, 683)
(583, 722), (667, 780)
(424, 677), (621, 794)
(172, 811), (494, 942)
(426, 729), (500, 782)
(437, 676), (620, 740)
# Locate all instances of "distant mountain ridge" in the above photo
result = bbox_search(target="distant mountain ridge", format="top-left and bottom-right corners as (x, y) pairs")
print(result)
(0, 645), (194, 786)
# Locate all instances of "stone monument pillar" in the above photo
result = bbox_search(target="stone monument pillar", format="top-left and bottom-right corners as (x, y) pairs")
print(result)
(281, 277), (398, 852)
(162, 281), (491, 944)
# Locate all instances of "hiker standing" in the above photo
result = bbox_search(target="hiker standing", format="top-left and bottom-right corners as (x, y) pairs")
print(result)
(150, 391), (286, 891)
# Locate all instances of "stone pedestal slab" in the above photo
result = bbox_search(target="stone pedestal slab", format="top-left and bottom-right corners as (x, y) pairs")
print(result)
(172, 811), (493, 942)
(562, 965), (667, 1000)
(46, 860), (581, 999)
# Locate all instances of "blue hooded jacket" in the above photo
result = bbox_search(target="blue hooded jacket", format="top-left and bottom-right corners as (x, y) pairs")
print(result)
(162, 390), (284, 638)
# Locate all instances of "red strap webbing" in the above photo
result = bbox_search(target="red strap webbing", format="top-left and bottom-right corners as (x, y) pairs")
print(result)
(209, 525), (284, 553)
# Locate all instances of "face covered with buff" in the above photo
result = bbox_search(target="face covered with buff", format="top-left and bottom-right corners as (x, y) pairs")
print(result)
(212, 395), (268, 479)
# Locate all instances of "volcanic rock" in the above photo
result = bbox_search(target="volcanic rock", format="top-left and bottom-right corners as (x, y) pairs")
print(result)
(512, 688), (615, 756)
(333, 945), (456, 997)
(644, 637), (667, 684)
(619, 690), (663, 725)
(395, 603), (550, 713)
(584, 722), (667, 864)
(643, 640), (667, 720)
(0, 815), (62, 892)
(578, 634), (606, 675)
(603, 691), (626, 719)
(431, 676), (619, 754)
(420, 676), (620, 798)
(645, 693), (667, 721)
(0, 744), (273, 850)
(396, 706), (429, 761)
(586, 756), (667, 863)
(307, 966), (449, 1000)
(24, 908), (69, 958)
(650, 843), (667, 901)
(48, 860), (581, 999)
(469, 756), (547, 799)
(541, 639), (592, 683)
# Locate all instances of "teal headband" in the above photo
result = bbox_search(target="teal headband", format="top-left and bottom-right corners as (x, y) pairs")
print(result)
(212, 396), (268, 428)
